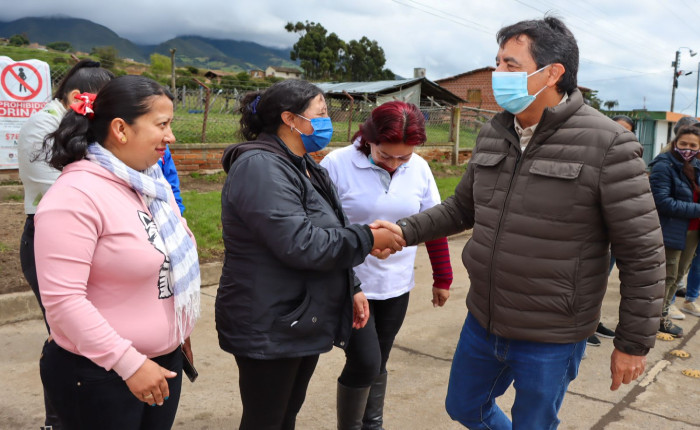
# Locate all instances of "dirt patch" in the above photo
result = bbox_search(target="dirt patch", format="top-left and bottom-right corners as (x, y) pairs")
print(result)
(0, 174), (227, 295)
(0, 202), (27, 294)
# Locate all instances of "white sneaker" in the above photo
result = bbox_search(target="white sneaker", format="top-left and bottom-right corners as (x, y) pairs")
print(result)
(669, 304), (686, 320)
(681, 301), (700, 317)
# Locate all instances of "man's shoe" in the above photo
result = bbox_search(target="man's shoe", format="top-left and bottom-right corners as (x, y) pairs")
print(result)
(676, 287), (687, 297)
(681, 301), (700, 317)
(595, 322), (615, 339)
(669, 304), (686, 320)
(586, 334), (601, 346)
(659, 319), (684, 338)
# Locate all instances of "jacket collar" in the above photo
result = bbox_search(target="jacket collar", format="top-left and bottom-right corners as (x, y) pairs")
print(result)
(491, 89), (585, 149)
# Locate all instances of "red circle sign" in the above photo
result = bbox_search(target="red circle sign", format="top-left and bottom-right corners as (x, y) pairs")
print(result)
(1, 62), (43, 101)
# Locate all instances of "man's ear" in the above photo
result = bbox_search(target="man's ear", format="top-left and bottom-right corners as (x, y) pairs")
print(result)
(547, 63), (566, 88)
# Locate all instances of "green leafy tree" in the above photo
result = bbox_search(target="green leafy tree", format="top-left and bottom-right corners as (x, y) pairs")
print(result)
(46, 41), (72, 52)
(91, 46), (119, 70)
(150, 53), (171, 74)
(582, 89), (602, 110)
(285, 21), (345, 80)
(341, 37), (394, 81)
(9, 33), (29, 46)
(236, 71), (251, 82)
(603, 100), (619, 111)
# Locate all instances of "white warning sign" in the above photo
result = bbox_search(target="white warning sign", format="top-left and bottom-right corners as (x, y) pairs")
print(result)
(0, 56), (51, 170)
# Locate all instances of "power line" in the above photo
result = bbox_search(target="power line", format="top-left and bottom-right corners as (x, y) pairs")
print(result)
(402, 0), (493, 34)
(387, 0), (493, 35)
(581, 70), (666, 84)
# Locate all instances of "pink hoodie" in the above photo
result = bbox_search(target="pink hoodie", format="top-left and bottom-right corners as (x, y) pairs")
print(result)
(35, 160), (195, 380)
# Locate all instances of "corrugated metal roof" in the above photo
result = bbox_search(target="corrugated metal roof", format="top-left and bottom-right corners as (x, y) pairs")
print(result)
(315, 78), (423, 94)
(314, 77), (464, 105)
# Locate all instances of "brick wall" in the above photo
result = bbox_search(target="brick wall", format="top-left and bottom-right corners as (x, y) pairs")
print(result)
(169, 143), (229, 173)
(436, 68), (501, 112)
(169, 143), (471, 174)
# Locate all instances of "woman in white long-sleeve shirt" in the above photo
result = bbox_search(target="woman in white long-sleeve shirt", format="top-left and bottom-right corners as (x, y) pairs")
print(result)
(321, 101), (453, 429)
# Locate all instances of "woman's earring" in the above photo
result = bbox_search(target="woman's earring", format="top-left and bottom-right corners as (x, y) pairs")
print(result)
(121, 135), (127, 143)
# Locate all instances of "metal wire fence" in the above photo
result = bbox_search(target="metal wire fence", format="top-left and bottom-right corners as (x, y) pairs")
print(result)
(49, 67), (490, 147)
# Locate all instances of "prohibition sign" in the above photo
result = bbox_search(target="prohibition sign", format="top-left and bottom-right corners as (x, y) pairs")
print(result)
(1, 62), (43, 101)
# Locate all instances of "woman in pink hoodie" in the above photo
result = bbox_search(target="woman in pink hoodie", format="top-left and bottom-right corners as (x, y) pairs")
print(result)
(34, 75), (200, 430)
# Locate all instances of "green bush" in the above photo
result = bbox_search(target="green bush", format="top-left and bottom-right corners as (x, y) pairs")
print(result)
(9, 34), (29, 46)
(47, 41), (72, 52)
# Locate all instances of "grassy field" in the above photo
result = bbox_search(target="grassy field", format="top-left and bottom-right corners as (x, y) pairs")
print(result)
(173, 110), (478, 148)
(0, 45), (77, 65)
(183, 174), (464, 258)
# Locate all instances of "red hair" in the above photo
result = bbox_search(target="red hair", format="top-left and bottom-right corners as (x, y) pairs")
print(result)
(353, 101), (426, 155)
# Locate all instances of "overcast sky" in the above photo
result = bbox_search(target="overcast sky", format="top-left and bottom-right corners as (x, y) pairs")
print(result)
(4, 0), (700, 114)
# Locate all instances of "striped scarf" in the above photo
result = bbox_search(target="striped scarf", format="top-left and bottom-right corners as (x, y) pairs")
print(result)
(86, 143), (200, 342)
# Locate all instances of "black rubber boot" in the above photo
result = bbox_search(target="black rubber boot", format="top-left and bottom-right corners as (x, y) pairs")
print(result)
(337, 381), (371, 430)
(362, 372), (387, 430)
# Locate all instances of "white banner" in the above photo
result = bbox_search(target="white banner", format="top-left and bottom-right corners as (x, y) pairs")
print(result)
(0, 56), (52, 170)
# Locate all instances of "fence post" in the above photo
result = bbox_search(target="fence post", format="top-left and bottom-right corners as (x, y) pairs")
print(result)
(451, 106), (461, 166)
(182, 86), (186, 110)
(169, 48), (176, 94)
(343, 90), (355, 141)
(193, 78), (211, 143)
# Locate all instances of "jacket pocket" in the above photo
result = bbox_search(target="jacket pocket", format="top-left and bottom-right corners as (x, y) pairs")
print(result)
(470, 151), (507, 205)
(272, 290), (322, 339)
(524, 159), (583, 219)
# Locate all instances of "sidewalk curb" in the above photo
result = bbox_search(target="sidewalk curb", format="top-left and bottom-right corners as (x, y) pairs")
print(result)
(0, 262), (223, 326)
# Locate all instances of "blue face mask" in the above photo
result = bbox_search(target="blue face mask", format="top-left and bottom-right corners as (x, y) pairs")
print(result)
(295, 115), (333, 152)
(491, 65), (550, 114)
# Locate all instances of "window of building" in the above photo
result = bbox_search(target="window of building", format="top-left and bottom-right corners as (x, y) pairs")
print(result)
(467, 89), (481, 103)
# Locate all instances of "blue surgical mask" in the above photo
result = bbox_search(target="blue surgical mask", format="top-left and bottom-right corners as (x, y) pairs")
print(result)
(295, 115), (333, 152)
(492, 65), (551, 114)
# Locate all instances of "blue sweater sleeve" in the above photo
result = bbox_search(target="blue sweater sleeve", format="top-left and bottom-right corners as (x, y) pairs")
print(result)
(158, 146), (185, 214)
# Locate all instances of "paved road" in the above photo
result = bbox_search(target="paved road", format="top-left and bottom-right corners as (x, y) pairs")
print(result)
(1, 235), (699, 429)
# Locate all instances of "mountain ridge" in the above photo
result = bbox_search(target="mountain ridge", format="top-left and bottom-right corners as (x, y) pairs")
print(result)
(0, 16), (297, 72)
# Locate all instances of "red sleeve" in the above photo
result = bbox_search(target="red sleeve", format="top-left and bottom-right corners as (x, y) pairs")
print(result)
(425, 237), (453, 290)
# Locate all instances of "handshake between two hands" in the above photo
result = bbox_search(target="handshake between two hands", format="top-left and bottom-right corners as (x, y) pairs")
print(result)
(368, 220), (406, 259)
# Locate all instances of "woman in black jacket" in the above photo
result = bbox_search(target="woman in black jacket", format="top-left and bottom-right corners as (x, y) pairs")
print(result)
(215, 79), (404, 430)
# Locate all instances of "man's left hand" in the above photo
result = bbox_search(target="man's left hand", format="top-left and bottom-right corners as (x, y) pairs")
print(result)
(610, 348), (646, 391)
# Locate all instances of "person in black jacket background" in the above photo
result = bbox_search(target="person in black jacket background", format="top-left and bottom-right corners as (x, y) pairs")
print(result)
(215, 79), (405, 430)
(648, 125), (700, 338)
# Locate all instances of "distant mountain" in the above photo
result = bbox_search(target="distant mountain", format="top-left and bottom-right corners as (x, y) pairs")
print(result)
(151, 35), (295, 71)
(0, 16), (296, 72)
(0, 17), (148, 61)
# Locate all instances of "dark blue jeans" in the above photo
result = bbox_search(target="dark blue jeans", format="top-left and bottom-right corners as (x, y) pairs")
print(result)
(40, 340), (183, 430)
(445, 313), (586, 430)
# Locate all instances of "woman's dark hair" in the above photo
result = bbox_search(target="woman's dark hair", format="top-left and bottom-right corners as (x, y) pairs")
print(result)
(671, 125), (700, 192)
(353, 101), (426, 156)
(53, 59), (115, 105)
(238, 79), (322, 141)
(612, 115), (635, 133)
(45, 75), (173, 170)
(497, 15), (579, 95)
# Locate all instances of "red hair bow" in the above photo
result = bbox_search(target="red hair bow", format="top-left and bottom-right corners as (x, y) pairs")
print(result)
(70, 92), (97, 118)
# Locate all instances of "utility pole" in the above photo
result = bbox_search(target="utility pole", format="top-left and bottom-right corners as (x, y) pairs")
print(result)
(671, 50), (681, 113)
(696, 61), (700, 117)
(170, 48), (177, 95)
(671, 47), (697, 113)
